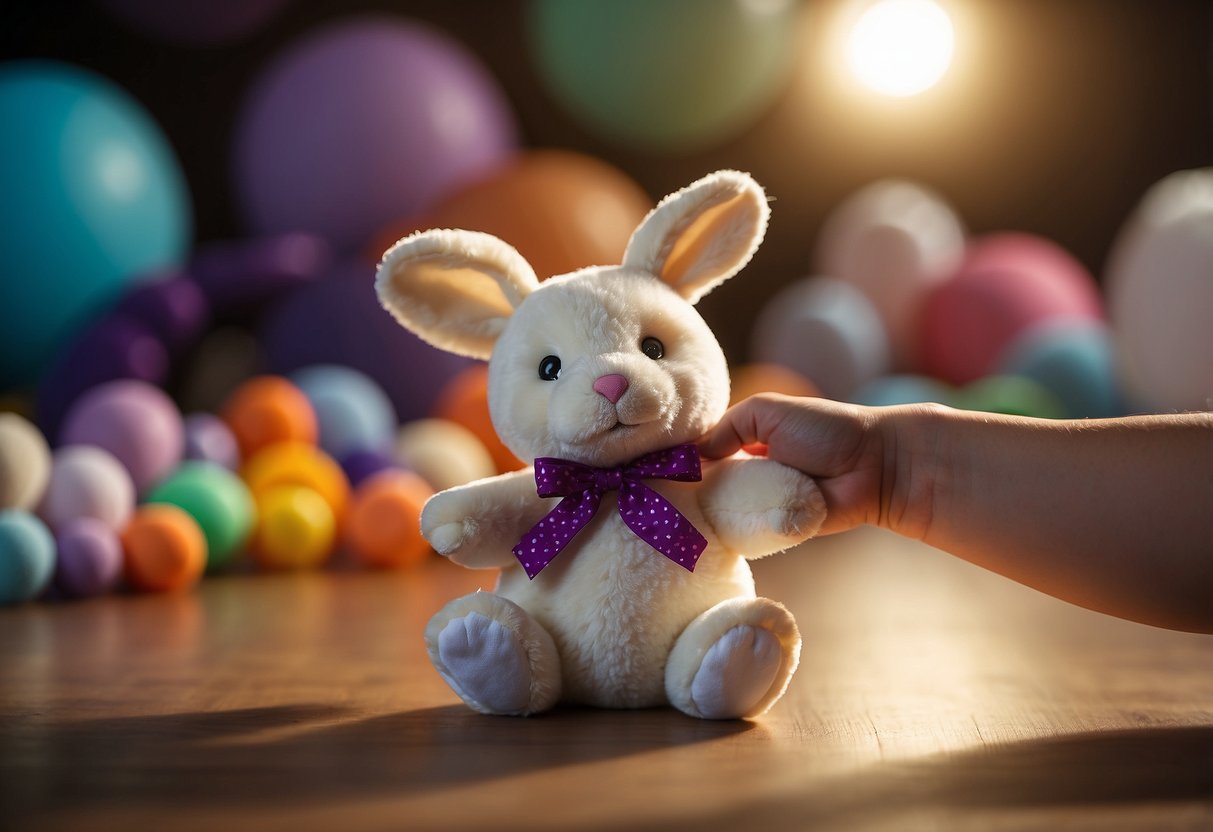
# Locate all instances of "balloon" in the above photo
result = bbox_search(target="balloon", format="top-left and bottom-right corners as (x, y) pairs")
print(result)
(0, 62), (190, 388)
(751, 276), (891, 401)
(918, 233), (1103, 384)
(1105, 168), (1213, 412)
(527, 0), (798, 151)
(99, 0), (291, 46)
(815, 179), (965, 368)
(233, 16), (518, 250)
(260, 260), (475, 424)
(371, 150), (653, 280)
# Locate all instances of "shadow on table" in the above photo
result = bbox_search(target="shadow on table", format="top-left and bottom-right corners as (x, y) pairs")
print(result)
(1, 702), (751, 820)
(669, 724), (1213, 830)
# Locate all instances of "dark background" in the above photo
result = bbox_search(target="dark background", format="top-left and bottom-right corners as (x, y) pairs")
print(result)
(2, 0), (1210, 362)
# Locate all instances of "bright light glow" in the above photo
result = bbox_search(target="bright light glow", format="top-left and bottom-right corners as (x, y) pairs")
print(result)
(846, 0), (955, 97)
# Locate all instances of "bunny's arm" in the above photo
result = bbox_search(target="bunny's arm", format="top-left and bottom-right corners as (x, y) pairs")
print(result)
(697, 457), (827, 558)
(420, 468), (548, 569)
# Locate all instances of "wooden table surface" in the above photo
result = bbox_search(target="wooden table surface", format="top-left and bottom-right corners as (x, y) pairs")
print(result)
(3, 526), (1211, 831)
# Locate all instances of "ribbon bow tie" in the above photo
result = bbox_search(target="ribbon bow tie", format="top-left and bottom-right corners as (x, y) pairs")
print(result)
(513, 444), (709, 579)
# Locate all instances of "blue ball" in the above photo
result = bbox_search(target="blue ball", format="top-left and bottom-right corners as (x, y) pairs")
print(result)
(0, 62), (191, 388)
(998, 320), (1126, 418)
(0, 510), (56, 605)
(290, 364), (397, 457)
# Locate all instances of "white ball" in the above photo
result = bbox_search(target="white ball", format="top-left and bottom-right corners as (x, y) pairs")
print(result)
(815, 179), (965, 367)
(751, 276), (891, 400)
(1106, 168), (1213, 412)
(0, 413), (51, 510)
(396, 418), (496, 492)
(38, 445), (136, 532)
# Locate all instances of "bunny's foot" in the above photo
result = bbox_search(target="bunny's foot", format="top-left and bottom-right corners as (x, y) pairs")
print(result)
(665, 597), (801, 720)
(425, 593), (561, 716)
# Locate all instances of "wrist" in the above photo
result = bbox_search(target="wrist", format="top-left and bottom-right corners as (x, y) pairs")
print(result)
(870, 402), (951, 541)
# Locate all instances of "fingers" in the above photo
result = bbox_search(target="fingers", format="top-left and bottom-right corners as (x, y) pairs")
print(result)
(698, 397), (768, 459)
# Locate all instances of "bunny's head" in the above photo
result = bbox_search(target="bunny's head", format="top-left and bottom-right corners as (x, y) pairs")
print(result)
(376, 170), (768, 468)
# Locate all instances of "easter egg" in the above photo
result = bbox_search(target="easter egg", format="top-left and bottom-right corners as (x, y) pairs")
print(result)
(251, 485), (336, 569)
(260, 259), (474, 423)
(751, 276), (891, 401)
(290, 364), (397, 458)
(998, 319), (1125, 418)
(0, 412), (52, 511)
(220, 375), (318, 460)
(232, 16), (517, 250)
(54, 517), (123, 598)
(432, 364), (524, 473)
(241, 442), (350, 520)
(527, 0), (797, 152)
(144, 461), (256, 570)
(0, 510), (56, 605)
(919, 233), (1103, 385)
(345, 470), (433, 569)
(182, 412), (241, 470)
(39, 445), (135, 532)
(729, 364), (820, 406)
(0, 61), (190, 388)
(852, 374), (955, 407)
(815, 179), (965, 368)
(121, 503), (206, 592)
(1105, 167), (1213, 412)
(373, 150), (653, 281)
(395, 418), (496, 492)
(58, 379), (184, 495)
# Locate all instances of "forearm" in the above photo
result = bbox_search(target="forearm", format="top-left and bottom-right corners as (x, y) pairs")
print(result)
(881, 406), (1213, 633)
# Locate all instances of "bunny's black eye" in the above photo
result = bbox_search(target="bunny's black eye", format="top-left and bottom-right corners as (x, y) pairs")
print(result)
(641, 337), (664, 360)
(538, 355), (562, 381)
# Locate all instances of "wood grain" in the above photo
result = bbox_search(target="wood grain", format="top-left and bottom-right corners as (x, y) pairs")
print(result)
(2, 527), (1211, 831)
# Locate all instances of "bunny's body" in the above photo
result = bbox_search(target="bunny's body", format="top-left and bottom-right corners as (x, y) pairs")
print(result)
(377, 171), (826, 718)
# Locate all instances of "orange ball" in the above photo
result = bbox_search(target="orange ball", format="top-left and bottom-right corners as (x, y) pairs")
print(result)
(432, 364), (524, 473)
(345, 470), (433, 569)
(241, 441), (350, 521)
(121, 504), (206, 592)
(370, 150), (653, 281)
(729, 363), (821, 406)
(220, 375), (317, 461)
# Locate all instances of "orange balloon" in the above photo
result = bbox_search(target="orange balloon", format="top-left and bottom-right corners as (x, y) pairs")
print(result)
(121, 503), (206, 592)
(431, 364), (524, 473)
(729, 363), (821, 406)
(345, 470), (434, 569)
(370, 149), (654, 280)
(220, 375), (317, 461)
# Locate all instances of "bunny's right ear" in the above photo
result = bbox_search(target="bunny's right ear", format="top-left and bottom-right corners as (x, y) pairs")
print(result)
(376, 229), (540, 360)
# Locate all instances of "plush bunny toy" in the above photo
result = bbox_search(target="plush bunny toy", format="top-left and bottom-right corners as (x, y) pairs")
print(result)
(376, 170), (826, 719)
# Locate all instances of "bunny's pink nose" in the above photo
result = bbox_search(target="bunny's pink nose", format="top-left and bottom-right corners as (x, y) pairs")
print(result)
(592, 373), (629, 404)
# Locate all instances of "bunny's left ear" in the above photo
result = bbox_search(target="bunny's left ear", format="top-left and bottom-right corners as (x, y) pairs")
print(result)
(622, 170), (770, 304)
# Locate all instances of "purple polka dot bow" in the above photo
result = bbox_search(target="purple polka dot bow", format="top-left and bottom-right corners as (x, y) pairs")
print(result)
(513, 444), (709, 579)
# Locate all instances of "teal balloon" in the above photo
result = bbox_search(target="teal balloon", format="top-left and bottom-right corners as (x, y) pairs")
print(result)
(0, 510), (56, 605)
(0, 62), (191, 389)
(527, 0), (798, 151)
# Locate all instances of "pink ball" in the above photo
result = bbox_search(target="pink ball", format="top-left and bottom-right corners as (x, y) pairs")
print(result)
(39, 445), (135, 532)
(918, 233), (1103, 384)
(59, 380), (184, 495)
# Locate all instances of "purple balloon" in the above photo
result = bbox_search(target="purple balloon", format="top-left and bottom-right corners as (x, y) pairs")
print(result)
(339, 448), (401, 488)
(99, 0), (292, 46)
(232, 16), (519, 251)
(111, 273), (211, 356)
(58, 379), (184, 495)
(37, 315), (170, 439)
(54, 516), (123, 598)
(259, 259), (474, 423)
(189, 232), (333, 318)
(183, 412), (241, 470)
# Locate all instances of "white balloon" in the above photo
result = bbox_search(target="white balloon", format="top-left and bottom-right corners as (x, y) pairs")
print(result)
(815, 179), (966, 368)
(751, 276), (890, 400)
(1106, 168), (1213, 412)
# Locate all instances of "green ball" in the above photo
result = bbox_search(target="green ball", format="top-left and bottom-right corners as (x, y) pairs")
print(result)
(145, 461), (255, 570)
(957, 375), (1067, 419)
(527, 0), (797, 151)
(0, 509), (55, 605)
